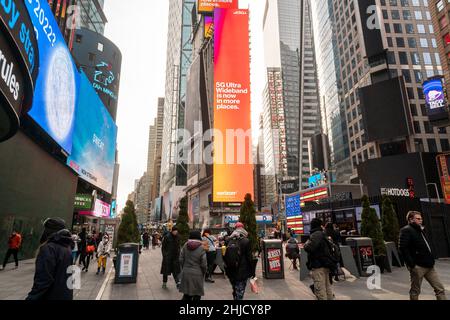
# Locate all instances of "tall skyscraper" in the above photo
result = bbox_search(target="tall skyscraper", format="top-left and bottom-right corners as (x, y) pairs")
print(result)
(262, 0), (322, 192)
(430, 0), (450, 95)
(327, 0), (449, 182)
(160, 0), (195, 198)
(312, 0), (352, 183)
(147, 98), (165, 211)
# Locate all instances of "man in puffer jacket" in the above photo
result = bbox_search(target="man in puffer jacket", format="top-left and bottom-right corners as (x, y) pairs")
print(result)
(27, 218), (74, 300)
(399, 211), (446, 300)
(179, 230), (207, 300)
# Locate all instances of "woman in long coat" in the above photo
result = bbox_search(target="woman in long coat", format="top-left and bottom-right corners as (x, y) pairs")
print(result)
(179, 231), (207, 300)
(160, 227), (181, 289)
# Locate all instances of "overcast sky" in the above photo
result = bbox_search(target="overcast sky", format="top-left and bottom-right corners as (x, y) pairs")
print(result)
(103, 0), (266, 212)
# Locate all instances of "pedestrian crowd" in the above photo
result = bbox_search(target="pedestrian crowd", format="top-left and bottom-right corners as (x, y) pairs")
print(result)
(0, 210), (447, 301)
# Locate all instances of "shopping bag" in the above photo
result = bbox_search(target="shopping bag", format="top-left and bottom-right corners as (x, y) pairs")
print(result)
(250, 277), (259, 294)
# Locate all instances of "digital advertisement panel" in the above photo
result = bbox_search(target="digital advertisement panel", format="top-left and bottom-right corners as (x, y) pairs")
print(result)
(79, 199), (111, 218)
(67, 72), (117, 194)
(285, 194), (303, 235)
(25, 0), (79, 153)
(213, 9), (253, 202)
(213, 8), (253, 203)
(204, 16), (214, 38)
(198, 0), (239, 14)
(423, 78), (449, 122)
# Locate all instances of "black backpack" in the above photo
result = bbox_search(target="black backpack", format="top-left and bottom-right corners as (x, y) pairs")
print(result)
(324, 236), (341, 264)
(224, 237), (241, 269)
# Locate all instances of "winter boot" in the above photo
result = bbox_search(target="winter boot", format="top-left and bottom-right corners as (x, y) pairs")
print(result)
(102, 267), (105, 274)
(96, 267), (100, 275)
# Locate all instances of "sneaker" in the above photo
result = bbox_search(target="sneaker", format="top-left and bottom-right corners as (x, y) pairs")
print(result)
(162, 283), (167, 289)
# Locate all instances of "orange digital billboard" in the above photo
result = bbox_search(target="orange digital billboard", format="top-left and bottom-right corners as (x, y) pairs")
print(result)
(213, 8), (253, 203)
(198, 0), (239, 14)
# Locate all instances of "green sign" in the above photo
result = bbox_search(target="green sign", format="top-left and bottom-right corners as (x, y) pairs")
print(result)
(74, 194), (92, 210)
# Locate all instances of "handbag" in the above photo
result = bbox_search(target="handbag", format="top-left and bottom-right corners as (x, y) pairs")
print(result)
(86, 245), (95, 253)
(250, 277), (259, 294)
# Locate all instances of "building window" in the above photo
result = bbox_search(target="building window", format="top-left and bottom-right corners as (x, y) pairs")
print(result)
(441, 139), (450, 151)
(428, 139), (438, 152)
(436, 0), (444, 12)
(98, 42), (104, 52)
(417, 24), (425, 33)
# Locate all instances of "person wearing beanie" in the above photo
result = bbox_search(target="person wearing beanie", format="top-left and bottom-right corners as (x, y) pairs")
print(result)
(179, 230), (207, 300)
(26, 218), (74, 300)
(304, 218), (335, 300)
(161, 225), (181, 289)
(224, 223), (253, 300)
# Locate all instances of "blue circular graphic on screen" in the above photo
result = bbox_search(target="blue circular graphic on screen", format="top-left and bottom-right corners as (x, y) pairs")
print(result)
(45, 45), (76, 143)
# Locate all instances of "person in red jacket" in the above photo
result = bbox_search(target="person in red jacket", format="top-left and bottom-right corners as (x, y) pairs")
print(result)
(1, 231), (22, 270)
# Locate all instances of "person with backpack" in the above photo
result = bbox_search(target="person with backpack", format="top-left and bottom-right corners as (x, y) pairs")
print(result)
(26, 218), (74, 300)
(202, 229), (217, 283)
(286, 237), (300, 270)
(223, 223), (253, 300)
(179, 230), (207, 300)
(304, 218), (339, 300)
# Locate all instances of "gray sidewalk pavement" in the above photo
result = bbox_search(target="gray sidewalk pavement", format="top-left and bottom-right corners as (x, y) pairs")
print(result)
(99, 248), (450, 300)
(1, 248), (449, 300)
(0, 257), (112, 300)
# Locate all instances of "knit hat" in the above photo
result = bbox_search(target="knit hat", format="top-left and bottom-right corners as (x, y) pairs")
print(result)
(235, 222), (244, 229)
(189, 230), (202, 241)
(40, 218), (66, 244)
(310, 218), (324, 230)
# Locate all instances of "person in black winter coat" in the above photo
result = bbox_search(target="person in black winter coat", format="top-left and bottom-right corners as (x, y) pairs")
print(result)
(399, 211), (446, 300)
(286, 237), (300, 270)
(161, 227), (181, 289)
(77, 228), (87, 268)
(304, 218), (335, 300)
(224, 225), (253, 300)
(26, 218), (74, 300)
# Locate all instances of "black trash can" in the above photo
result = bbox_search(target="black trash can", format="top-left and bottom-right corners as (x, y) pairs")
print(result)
(261, 240), (284, 279)
(114, 243), (140, 284)
(346, 237), (376, 277)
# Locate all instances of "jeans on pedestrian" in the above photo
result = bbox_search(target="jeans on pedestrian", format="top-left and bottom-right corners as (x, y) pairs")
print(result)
(206, 251), (216, 279)
(311, 268), (334, 300)
(409, 266), (447, 300)
(232, 280), (248, 300)
(72, 251), (78, 264)
(2, 249), (19, 268)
